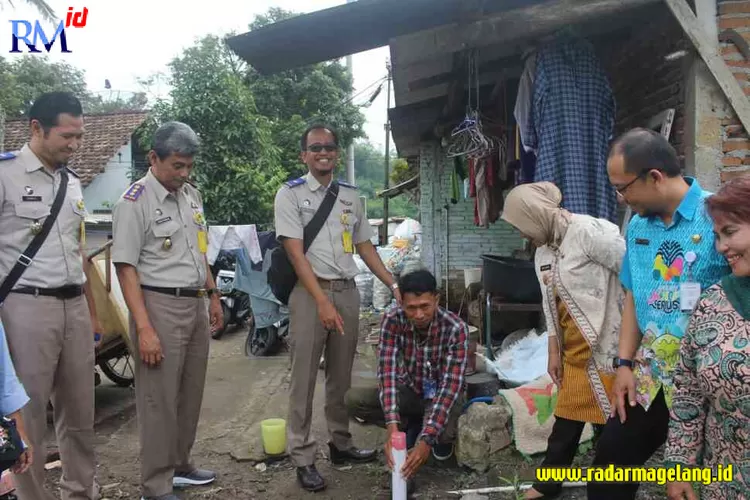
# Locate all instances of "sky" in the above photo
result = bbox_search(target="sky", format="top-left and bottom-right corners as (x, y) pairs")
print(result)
(1, 0), (392, 147)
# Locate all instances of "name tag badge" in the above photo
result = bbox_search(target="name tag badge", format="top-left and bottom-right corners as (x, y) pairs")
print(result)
(197, 230), (208, 254)
(22, 195), (42, 202)
(680, 282), (701, 312)
(635, 238), (650, 245)
(540, 264), (552, 272)
(342, 230), (354, 253)
(423, 379), (437, 400)
(155, 216), (172, 225)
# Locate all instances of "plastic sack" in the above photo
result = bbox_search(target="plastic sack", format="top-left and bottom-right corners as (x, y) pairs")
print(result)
(483, 329), (549, 387)
(373, 278), (393, 311)
(353, 254), (374, 308)
(393, 218), (422, 244)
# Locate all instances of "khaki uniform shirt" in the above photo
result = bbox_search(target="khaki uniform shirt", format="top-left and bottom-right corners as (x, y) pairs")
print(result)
(0, 144), (87, 288)
(112, 169), (207, 288)
(274, 173), (372, 280)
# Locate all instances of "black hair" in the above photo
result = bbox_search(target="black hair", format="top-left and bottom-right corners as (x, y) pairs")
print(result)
(398, 269), (438, 296)
(609, 127), (681, 178)
(28, 91), (83, 132)
(300, 123), (339, 151)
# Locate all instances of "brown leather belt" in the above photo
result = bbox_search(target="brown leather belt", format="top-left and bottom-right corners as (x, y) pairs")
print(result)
(317, 278), (355, 290)
(11, 285), (83, 299)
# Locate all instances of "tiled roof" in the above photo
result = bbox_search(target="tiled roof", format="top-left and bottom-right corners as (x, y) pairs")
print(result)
(2, 111), (150, 187)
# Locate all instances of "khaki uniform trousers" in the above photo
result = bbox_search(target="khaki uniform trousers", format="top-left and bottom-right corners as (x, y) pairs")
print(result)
(130, 291), (209, 498)
(286, 279), (360, 467)
(0, 293), (98, 500)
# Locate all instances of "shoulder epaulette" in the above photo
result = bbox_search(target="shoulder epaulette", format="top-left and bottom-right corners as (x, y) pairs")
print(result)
(123, 183), (145, 202)
(0, 152), (17, 161)
(285, 177), (307, 188)
(65, 166), (80, 178)
(338, 180), (358, 189)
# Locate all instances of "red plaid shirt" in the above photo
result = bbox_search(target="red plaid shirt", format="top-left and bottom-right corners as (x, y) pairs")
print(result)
(377, 306), (468, 443)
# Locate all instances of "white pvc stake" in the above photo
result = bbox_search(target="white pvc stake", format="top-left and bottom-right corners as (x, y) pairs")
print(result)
(391, 432), (407, 500)
(447, 481), (587, 496)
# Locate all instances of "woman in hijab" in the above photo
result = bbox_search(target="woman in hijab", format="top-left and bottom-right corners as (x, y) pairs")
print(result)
(501, 182), (625, 499)
(665, 177), (750, 500)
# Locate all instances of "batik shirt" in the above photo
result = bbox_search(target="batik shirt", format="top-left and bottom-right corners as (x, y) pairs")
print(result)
(620, 178), (729, 410)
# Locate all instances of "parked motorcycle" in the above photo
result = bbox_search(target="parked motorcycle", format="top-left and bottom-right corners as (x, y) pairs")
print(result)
(242, 231), (290, 357)
(211, 252), (253, 339)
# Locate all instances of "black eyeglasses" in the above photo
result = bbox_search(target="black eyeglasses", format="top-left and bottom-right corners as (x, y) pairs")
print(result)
(307, 144), (338, 153)
(614, 172), (645, 197)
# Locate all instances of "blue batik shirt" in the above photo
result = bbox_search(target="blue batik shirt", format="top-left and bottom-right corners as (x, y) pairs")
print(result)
(620, 177), (730, 411)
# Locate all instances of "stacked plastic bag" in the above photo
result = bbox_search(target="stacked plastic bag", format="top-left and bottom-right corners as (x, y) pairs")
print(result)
(353, 254), (374, 308)
(356, 218), (426, 311)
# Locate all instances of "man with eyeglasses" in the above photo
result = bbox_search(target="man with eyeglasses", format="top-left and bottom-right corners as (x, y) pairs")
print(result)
(274, 124), (400, 492)
(587, 128), (729, 500)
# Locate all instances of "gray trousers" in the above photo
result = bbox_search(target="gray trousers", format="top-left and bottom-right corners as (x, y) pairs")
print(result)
(1, 293), (98, 500)
(131, 291), (209, 498)
(286, 280), (360, 467)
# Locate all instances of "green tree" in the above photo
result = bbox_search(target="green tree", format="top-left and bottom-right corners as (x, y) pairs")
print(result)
(137, 35), (284, 225)
(0, 55), (148, 118)
(244, 7), (366, 179)
(1, 0), (55, 21)
(352, 141), (418, 220)
(0, 0), (56, 148)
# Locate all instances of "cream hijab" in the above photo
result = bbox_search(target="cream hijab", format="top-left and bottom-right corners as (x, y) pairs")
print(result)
(500, 182), (571, 248)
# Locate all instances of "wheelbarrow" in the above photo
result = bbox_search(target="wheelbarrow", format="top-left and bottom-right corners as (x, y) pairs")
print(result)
(87, 239), (136, 388)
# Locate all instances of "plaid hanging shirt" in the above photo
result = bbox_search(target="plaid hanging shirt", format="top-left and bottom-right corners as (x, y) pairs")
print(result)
(377, 306), (468, 443)
(527, 34), (618, 222)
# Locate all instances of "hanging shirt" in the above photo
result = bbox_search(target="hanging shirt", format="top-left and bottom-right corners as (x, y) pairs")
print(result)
(527, 35), (618, 222)
(514, 50), (537, 153)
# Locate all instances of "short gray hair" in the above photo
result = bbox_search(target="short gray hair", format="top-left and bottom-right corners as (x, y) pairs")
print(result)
(152, 121), (200, 160)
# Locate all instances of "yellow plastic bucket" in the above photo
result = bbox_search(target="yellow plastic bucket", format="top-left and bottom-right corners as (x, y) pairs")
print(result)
(260, 418), (287, 456)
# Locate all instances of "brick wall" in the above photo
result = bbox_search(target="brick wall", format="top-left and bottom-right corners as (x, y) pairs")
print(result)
(419, 142), (522, 304)
(718, 0), (750, 182)
(600, 6), (691, 163)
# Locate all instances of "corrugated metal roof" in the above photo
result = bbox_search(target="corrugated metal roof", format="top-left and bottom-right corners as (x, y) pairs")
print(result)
(226, 0), (544, 74)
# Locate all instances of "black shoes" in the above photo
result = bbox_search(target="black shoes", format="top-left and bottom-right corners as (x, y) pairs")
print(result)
(328, 442), (377, 465)
(297, 465), (327, 492)
(296, 444), (377, 492)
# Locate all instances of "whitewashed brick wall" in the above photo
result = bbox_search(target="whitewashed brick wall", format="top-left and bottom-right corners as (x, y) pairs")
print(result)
(419, 142), (523, 286)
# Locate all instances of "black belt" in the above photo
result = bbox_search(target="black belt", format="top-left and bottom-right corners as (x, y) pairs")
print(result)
(141, 285), (211, 298)
(11, 285), (83, 299)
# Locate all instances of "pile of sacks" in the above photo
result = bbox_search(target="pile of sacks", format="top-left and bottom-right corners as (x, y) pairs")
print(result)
(356, 218), (425, 310)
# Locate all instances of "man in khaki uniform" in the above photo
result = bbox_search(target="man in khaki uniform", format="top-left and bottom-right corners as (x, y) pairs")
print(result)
(112, 122), (222, 500)
(0, 92), (101, 500)
(274, 124), (401, 492)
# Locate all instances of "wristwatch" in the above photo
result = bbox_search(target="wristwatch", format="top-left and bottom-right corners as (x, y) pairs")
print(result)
(612, 357), (634, 369)
(419, 433), (436, 447)
(390, 283), (399, 291)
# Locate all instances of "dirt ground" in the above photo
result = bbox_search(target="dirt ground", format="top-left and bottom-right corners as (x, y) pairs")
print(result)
(37, 313), (667, 500)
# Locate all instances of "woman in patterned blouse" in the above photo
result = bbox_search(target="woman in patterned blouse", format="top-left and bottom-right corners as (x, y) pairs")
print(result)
(665, 177), (750, 500)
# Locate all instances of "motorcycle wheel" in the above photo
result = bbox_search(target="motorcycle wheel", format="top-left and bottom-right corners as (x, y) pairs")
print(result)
(212, 301), (232, 339)
(245, 325), (279, 357)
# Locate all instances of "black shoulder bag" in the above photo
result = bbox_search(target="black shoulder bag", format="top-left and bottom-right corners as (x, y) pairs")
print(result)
(268, 181), (340, 304)
(0, 169), (69, 306)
